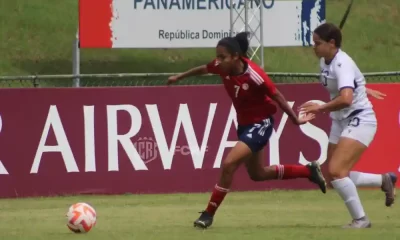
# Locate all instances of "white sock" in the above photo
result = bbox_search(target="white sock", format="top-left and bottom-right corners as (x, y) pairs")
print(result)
(349, 171), (382, 187)
(331, 177), (366, 220)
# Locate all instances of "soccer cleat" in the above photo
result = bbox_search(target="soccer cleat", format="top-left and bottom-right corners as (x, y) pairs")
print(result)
(307, 161), (327, 194)
(193, 211), (214, 229)
(342, 217), (372, 229)
(381, 172), (397, 207)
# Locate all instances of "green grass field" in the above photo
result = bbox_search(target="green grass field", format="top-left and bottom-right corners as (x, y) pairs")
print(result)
(0, 190), (399, 240)
(0, 0), (399, 77)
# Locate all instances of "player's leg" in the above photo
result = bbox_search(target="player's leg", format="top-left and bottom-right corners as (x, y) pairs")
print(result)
(245, 150), (327, 193)
(324, 143), (337, 188)
(329, 119), (377, 228)
(243, 117), (326, 192)
(328, 120), (396, 206)
(321, 119), (344, 189)
(329, 137), (371, 228)
(349, 171), (397, 207)
(325, 143), (388, 190)
(193, 140), (252, 229)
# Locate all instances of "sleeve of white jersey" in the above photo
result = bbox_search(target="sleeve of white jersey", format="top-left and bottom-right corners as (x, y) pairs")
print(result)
(334, 58), (356, 90)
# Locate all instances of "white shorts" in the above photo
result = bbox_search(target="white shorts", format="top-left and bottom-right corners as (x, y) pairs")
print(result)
(329, 110), (377, 147)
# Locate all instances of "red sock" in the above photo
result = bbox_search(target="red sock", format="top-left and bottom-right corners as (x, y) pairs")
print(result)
(205, 185), (229, 216)
(275, 165), (311, 180)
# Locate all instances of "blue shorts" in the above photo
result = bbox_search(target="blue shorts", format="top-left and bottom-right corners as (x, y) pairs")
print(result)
(237, 117), (274, 153)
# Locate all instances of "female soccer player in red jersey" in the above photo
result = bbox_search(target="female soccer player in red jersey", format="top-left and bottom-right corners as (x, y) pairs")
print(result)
(167, 32), (327, 229)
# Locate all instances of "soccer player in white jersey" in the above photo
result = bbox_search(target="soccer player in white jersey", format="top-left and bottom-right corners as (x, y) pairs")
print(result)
(300, 23), (397, 229)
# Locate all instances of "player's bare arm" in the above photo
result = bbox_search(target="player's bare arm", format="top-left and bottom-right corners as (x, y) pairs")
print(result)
(299, 88), (386, 113)
(271, 89), (314, 125)
(301, 88), (354, 114)
(366, 87), (386, 99)
(167, 65), (208, 84)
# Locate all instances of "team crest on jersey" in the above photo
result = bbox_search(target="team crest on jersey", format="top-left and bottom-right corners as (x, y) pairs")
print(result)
(242, 83), (249, 90)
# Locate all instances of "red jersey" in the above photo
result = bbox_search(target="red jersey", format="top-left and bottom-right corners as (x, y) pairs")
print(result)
(206, 57), (277, 126)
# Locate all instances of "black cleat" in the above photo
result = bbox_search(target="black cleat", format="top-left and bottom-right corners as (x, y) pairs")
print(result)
(193, 211), (214, 229)
(307, 161), (327, 194)
(381, 172), (397, 207)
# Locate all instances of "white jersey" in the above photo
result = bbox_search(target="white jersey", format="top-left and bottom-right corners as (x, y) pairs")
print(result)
(319, 49), (374, 121)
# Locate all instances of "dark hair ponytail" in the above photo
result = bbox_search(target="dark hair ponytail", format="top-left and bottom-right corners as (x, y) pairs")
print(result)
(217, 32), (250, 58)
(234, 32), (249, 57)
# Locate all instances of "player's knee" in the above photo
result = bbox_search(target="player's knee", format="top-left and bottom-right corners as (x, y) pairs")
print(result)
(328, 165), (348, 180)
(248, 173), (263, 182)
(221, 160), (238, 176)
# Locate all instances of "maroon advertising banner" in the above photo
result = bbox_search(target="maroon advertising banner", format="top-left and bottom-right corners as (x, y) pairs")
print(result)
(0, 84), (337, 198)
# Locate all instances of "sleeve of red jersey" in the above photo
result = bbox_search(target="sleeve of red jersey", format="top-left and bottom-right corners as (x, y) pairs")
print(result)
(250, 68), (277, 96)
(206, 59), (222, 74)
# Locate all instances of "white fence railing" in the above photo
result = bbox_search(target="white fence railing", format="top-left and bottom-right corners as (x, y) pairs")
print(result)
(0, 71), (399, 88)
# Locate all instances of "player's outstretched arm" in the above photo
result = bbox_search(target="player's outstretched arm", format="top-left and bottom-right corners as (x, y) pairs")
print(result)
(366, 87), (386, 100)
(259, 71), (313, 125)
(311, 88), (353, 113)
(167, 65), (208, 85)
(271, 89), (314, 125)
